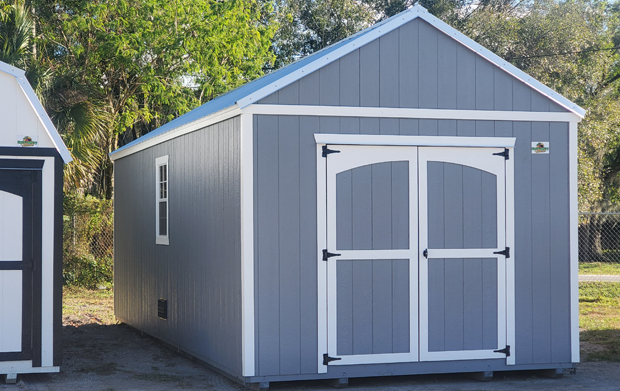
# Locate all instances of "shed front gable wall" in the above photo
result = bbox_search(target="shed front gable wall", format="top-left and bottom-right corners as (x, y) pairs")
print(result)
(253, 115), (571, 377)
(258, 19), (568, 114)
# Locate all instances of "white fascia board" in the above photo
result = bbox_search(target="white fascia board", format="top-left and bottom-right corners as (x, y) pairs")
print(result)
(110, 105), (242, 161)
(236, 9), (419, 108)
(315, 134), (516, 148)
(0, 61), (25, 78)
(245, 104), (581, 123)
(236, 4), (584, 118)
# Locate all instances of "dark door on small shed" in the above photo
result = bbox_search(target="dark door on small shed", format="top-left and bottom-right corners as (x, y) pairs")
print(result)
(0, 160), (42, 365)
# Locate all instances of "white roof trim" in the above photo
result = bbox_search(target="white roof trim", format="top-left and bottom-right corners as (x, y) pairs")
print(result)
(237, 4), (585, 118)
(0, 61), (72, 163)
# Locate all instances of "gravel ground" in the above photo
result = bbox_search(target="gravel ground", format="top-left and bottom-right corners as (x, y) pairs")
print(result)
(1, 323), (620, 391)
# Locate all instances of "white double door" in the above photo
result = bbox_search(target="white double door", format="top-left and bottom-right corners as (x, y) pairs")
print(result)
(321, 144), (512, 367)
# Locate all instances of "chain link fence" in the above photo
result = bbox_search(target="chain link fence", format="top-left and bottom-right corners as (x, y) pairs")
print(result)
(63, 196), (114, 289)
(579, 212), (620, 298)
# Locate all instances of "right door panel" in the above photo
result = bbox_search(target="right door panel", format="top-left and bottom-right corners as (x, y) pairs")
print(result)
(419, 147), (508, 362)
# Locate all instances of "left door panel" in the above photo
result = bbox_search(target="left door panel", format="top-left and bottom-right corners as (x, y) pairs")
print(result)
(324, 145), (419, 366)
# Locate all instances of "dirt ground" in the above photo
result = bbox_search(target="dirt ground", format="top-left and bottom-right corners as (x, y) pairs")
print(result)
(0, 323), (618, 391)
(2, 290), (620, 391)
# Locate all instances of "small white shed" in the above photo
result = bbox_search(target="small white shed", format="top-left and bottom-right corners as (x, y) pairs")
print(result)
(0, 61), (71, 383)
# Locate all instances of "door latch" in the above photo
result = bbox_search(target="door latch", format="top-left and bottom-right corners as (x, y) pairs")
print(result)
(423, 249), (428, 258)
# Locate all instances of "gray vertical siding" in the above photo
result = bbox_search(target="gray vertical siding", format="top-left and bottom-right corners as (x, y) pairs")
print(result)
(336, 162), (409, 251)
(258, 19), (568, 114)
(254, 116), (572, 375)
(114, 116), (242, 376)
(337, 259), (410, 355)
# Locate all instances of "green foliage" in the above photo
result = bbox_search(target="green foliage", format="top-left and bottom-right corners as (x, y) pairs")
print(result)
(271, 0), (374, 68)
(580, 262), (620, 275)
(32, 0), (277, 197)
(63, 193), (114, 288)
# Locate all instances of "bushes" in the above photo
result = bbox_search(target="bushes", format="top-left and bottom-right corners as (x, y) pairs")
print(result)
(63, 194), (113, 289)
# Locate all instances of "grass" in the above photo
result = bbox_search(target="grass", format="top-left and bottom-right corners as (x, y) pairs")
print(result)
(580, 282), (620, 361)
(579, 262), (620, 275)
(63, 287), (116, 326)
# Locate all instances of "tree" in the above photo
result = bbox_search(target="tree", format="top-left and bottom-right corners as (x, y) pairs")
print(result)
(34, 0), (276, 197)
(271, 0), (374, 68)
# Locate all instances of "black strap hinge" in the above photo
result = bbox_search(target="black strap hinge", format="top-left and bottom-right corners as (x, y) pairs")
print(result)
(493, 148), (509, 160)
(494, 345), (510, 356)
(323, 353), (341, 365)
(322, 145), (340, 157)
(493, 247), (510, 258)
(322, 249), (341, 261)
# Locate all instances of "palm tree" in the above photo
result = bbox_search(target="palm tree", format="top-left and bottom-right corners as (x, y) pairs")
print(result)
(0, 0), (110, 194)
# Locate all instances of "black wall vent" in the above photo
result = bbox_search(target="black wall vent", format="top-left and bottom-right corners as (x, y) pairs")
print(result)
(158, 298), (167, 320)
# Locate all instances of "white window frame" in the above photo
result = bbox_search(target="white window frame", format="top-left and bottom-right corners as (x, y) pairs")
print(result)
(156, 155), (169, 245)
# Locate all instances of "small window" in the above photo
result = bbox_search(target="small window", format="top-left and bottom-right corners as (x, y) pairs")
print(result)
(156, 156), (169, 245)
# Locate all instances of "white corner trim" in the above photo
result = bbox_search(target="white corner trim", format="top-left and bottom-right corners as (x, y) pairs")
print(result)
(240, 113), (255, 377)
(13, 75), (72, 163)
(155, 155), (169, 246)
(314, 134), (516, 148)
(110, 105), (242, 161)
(569, 121), (579, 363)
(244, 104), (581, 123)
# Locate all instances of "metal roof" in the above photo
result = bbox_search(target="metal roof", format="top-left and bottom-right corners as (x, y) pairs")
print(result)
(110, 4), (585, 159)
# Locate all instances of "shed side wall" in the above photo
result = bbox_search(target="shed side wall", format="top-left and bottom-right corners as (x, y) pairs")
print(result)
(258, 19), (568, 114)
(114, 116), (242, 376)
(253, 115), (571, 376)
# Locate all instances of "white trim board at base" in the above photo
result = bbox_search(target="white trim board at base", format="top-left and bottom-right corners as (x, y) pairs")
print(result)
(245, 105), (581, 123)
(0, 361), (59, 374)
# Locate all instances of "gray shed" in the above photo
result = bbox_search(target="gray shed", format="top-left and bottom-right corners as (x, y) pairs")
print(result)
(110, 5), (584, 389)
(0, 61), (71, 383)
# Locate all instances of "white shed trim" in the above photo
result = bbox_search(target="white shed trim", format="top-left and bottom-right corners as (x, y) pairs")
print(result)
(569, 121), (579, 363)
(237, 5), (585, 118)
(240, 113), (255, 377)
(245, 104), (581, 123)
(0, 61), (72, 163)
(314, 134), (516, 148)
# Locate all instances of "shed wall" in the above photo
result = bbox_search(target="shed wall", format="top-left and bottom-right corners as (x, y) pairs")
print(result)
(253, 115), (571, 376)
(114, 116), (243, 376)
(258, 19), (568, 114)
